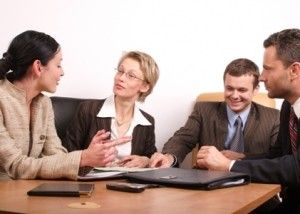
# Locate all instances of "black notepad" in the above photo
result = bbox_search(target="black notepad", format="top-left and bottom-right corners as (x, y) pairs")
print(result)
(27, 183), (94, 197)
(125, 168), (250, 190)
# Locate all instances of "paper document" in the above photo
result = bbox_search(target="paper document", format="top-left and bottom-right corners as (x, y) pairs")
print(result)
(78, 167), (157, 181)
(94, 167), (157, 172)
(78, 171), (124, 180)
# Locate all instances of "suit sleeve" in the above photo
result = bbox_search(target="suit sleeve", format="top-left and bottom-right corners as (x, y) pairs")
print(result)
(231, 153), (300, 186)
(232, 101), (300, 186)
(162, 103), (202, 163)
(0, 100), (81, 180)
(144, 118), (157, 157)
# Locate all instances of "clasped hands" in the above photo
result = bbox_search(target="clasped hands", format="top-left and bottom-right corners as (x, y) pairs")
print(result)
(80, 129), (149, 168)
(149, 146), (243, 170)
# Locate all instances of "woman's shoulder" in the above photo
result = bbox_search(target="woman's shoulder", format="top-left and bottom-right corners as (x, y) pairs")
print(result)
(36, 93), (52, 108)
(0, 79), (6, 95)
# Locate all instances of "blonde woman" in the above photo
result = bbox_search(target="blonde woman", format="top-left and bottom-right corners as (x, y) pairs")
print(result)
(64, 51), (159, 168)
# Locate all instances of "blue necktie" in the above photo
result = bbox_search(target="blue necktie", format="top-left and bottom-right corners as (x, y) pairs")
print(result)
(229, 116), (244, 152)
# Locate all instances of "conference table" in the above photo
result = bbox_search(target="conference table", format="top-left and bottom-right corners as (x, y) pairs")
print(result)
(0, 179), (280, 214)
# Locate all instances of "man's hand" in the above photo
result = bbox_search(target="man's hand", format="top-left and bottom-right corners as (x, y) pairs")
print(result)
(197, 146), (231, 171)
(149, 152), (174, 168)
(221, 150), (245, 160)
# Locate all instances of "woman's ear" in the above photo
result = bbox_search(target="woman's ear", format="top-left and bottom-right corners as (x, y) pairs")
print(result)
(140, 82), (150, 93)
(31, 60), (43, 77)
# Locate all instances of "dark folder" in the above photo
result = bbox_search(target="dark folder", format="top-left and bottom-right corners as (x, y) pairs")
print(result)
(27, 183), (94, 197)
(125, 168), (250, 190)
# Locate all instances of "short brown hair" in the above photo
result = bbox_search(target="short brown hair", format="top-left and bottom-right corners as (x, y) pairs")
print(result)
(263, 28), (300, 68)
(223, 58), (260, 88)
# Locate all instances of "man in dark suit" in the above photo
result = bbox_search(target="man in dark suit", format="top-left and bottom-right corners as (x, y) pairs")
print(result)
(150, 58), (280, 167)
(197, 28), (300, 212)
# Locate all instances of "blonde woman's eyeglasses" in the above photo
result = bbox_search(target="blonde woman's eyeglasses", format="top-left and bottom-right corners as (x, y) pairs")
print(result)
(115, 69), (144, 81)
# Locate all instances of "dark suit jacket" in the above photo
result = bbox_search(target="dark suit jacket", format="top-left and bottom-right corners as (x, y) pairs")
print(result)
(162, 101), (280, 163)
(232, 100), (300, 211)
(63, 99), (157, 158)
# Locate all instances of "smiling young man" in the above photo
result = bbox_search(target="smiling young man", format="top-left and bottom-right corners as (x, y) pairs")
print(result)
(197, 28), (300, 212)
(150, 58), (280, 168)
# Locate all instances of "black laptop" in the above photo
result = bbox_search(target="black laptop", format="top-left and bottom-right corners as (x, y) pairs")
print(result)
(125, 168), (250, 190)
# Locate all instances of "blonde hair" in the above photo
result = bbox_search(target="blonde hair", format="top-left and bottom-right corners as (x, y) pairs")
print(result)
(117, 51), (159, 102)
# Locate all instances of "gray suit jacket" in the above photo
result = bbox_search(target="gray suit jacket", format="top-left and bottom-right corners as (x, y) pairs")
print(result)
(162, 101), (280, 164)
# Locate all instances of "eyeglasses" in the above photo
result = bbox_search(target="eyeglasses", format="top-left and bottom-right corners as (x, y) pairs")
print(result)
(115, 69), (144, 81)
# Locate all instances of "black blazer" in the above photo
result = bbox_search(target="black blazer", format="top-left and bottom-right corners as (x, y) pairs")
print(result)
(63, 99), (157, 158)
(232, 100), (300, 211)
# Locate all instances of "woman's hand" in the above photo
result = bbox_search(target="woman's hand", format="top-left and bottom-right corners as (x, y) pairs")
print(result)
(80, 129), (131, 167)
(118, 155), (150, 168)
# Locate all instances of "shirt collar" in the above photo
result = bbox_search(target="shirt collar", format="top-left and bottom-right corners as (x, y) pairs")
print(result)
(96, 95), (152, 126)
(292, 97), (300, 118)
(226, 104), (251, 127)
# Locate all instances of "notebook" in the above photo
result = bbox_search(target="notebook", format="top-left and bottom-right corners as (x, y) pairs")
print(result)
(125, 168), (250, 190)
(27, 183), (94, 197)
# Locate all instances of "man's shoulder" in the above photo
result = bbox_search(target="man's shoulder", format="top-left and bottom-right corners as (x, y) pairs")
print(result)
(252, 102), (279, 114)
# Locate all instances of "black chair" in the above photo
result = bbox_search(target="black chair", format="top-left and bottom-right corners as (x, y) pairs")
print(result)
(50, 96), (93, 148)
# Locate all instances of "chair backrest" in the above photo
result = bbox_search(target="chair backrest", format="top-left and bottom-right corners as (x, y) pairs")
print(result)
(50, 96), (87, 141)
(191, 92), (276, 166)
(196, 92), (275, 108)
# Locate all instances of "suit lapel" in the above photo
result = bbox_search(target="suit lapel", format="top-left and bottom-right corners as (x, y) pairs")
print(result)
(215, 103), (229, 149)
(131, 127), (138, 154)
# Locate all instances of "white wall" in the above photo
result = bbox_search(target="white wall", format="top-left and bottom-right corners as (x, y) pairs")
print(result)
(0, 0), (299, 158)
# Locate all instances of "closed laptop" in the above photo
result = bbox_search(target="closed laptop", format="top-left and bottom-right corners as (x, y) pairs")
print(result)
(125, 168), (250, 190)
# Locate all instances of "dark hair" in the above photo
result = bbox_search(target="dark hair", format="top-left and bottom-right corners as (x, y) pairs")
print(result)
(0, 30), (60, 80)
(263, 28), (300, 68)
(223, 58), (260, 88)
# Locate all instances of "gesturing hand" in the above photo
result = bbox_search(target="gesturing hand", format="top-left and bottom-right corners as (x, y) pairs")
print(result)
(80, 129), (131, 167)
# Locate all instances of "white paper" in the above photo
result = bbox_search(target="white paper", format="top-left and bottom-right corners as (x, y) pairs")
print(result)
(78, 171), (124, 180)
(94, 167), (157, 173)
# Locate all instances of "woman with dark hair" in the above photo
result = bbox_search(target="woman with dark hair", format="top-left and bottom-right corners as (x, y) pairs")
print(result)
(0, 30), (130, 180)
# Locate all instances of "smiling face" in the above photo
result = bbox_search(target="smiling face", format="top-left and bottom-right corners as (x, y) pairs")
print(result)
(224, 73), (258, 113)
(38, 49), (63, 93)
(113, 57), (149, 102)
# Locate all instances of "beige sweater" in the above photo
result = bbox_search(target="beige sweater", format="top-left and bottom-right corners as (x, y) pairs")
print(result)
(0, 79), (82, 180)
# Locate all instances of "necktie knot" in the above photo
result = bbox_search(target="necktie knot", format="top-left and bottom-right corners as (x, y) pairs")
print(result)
(234, 116), (243, 127)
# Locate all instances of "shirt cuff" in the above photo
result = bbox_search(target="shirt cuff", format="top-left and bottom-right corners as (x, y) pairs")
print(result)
(170, 154), (178, 167)
(229, 160), (236, 171)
